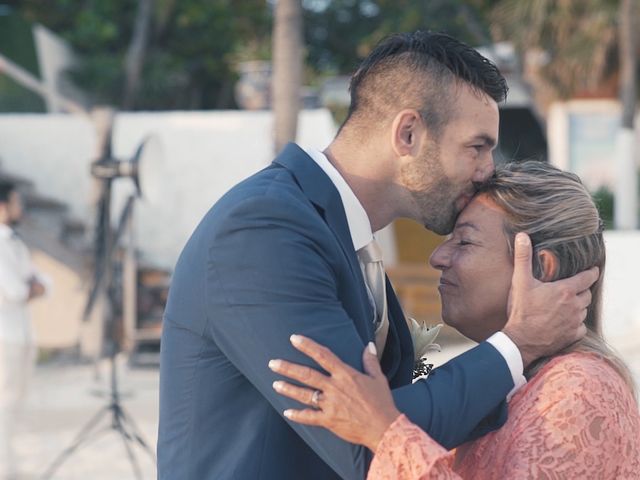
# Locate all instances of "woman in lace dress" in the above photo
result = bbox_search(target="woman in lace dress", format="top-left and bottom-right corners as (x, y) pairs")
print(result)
(269, 161), (640, 478)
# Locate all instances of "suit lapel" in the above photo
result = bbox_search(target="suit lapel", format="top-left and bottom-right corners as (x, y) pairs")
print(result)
(273, 144), (374, 341)
(383, 276), (414, 386)
(274, 144), (414, 386)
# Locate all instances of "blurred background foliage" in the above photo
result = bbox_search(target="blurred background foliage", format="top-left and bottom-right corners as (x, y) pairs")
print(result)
(1, 0), (635, 111)
(4, 0), (272, 109)
(2, 0), (509, 110)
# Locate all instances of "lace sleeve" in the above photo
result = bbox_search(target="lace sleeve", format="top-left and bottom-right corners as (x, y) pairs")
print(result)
(367, 414), (459, 480)
(498, 354), (640, 479)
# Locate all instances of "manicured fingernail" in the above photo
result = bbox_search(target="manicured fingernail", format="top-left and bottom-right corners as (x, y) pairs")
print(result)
(272, 381), (284, 392)
(367, 342), (377, 356)
(516, 233), (529, 246)
(268, 359), (281, 370)
(283, 409), (293, 418)
(290, 334), (302, 345)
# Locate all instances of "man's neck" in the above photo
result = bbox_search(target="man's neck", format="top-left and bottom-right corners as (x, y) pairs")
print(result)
(323, 143), (400, 232)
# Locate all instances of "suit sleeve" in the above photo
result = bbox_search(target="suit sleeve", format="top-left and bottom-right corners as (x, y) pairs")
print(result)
(393, 342), (513, 449)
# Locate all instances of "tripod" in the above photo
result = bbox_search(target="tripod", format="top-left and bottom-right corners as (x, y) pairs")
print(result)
(40, 350), (156, 479)
(41, 194), (156, 480)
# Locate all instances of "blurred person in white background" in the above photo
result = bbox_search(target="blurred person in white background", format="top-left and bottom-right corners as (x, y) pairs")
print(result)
(0, 180), (48, 478)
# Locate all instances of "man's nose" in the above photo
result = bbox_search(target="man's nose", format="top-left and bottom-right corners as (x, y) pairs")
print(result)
(474, 154), (495, 183)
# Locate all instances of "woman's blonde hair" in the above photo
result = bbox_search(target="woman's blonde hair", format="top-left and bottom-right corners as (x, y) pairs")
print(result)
(478, 161), (636, 396)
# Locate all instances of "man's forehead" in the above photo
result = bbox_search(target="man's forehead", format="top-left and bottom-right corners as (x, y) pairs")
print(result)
(445, 95), (499, 132)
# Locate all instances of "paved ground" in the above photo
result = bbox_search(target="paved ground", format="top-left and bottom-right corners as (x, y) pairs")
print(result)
(10, 341), (640, 480)
(12, 358), (158, 480)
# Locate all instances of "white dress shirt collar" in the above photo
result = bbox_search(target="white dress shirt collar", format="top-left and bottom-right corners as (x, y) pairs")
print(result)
(305, 148), (373, 251)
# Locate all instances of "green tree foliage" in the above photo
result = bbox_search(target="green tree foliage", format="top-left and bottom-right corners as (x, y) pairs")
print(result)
(0, 12), (46, 111)
(7, 0), (271, 109)
(5, 0), (501, 110)
(303, 0), (499, 76)
(592, 186), (615, 230)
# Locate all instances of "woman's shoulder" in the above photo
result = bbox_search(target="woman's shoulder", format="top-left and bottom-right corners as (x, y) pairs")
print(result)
(504, 353), (638, 466)
(514, 351), (638, 423)
(457, 353), (640, 478)
(529, 352), (630, 392)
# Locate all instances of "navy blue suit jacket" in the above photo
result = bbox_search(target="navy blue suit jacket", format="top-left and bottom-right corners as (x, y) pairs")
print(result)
(157, 144), (513, 479)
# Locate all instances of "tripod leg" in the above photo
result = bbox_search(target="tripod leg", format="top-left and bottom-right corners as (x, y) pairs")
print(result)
(40, 405), (110, 479)
(118, 405), (157, 460)
(117, 420), (144, 480)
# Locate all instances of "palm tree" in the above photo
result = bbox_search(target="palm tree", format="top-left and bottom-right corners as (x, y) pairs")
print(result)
(123, 0), (154, 110)
(615, 0), (637, 228)
(491, 0), (619, 111)
(272, 0), (303, 154)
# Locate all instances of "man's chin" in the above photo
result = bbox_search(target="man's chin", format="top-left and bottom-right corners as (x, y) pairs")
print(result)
(424, 214), (456, 235)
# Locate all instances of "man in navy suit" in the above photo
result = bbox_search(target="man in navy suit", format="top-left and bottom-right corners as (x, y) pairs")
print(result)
(158, 32), (595, 479)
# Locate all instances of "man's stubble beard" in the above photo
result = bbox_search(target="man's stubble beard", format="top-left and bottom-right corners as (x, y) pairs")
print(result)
(401, 143), (460, 236)
(414, 178), (459, 235)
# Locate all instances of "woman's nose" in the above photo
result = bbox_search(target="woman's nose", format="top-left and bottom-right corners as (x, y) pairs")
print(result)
(429, 244), (449, 270)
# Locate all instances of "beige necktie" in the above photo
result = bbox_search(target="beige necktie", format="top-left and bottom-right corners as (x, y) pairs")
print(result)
(357, 239), (389, 359)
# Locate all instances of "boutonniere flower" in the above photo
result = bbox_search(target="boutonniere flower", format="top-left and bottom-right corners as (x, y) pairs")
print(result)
(408, 318), (442, 380)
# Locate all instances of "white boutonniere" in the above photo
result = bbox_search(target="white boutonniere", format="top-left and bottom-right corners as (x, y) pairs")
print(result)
(408, 318), (442, 379)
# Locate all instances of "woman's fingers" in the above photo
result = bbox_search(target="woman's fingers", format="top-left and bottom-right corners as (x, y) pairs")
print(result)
(362, 342), (383, 379)
(289, 335), (353, 375)
(268, 359), (328, 390)
(576, 288), (592, 310)
(272, 380), (320, 406)
(282, 408), (324, 426)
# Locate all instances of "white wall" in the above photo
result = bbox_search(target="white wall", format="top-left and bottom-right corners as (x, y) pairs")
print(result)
(602, 231), (640, 346)
(0, 109), (337, 269)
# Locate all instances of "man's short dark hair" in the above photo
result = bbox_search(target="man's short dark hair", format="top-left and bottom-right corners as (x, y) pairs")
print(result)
(0, 180), (17, 204)
(343, 31), (508, 135)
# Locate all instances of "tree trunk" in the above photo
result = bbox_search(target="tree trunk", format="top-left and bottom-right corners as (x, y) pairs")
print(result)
(615, 0), (638, 229)
(272, 0), (303, 154)
(123, 0), (154, 110)
(619, 0), (637, 130)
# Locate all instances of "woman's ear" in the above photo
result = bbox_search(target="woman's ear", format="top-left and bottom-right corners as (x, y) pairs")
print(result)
(391, 109), (422, 157)
(536, 249), (559, 282)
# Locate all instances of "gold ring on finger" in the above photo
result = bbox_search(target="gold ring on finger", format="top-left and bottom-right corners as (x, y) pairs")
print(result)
(311, 389), (323, 409)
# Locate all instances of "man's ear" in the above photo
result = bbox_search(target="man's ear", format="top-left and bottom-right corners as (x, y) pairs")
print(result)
(536, 249), (559, 282)
(391, 109), (423, 157)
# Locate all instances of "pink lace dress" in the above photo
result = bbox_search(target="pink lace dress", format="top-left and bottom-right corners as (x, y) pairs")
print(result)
(368, 353), (640, 479)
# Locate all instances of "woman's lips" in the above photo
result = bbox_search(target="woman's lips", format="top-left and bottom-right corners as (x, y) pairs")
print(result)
(438, 277), (457, 290)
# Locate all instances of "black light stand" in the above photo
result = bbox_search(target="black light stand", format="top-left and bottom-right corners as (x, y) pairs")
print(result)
(41, 135), (156, 480)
